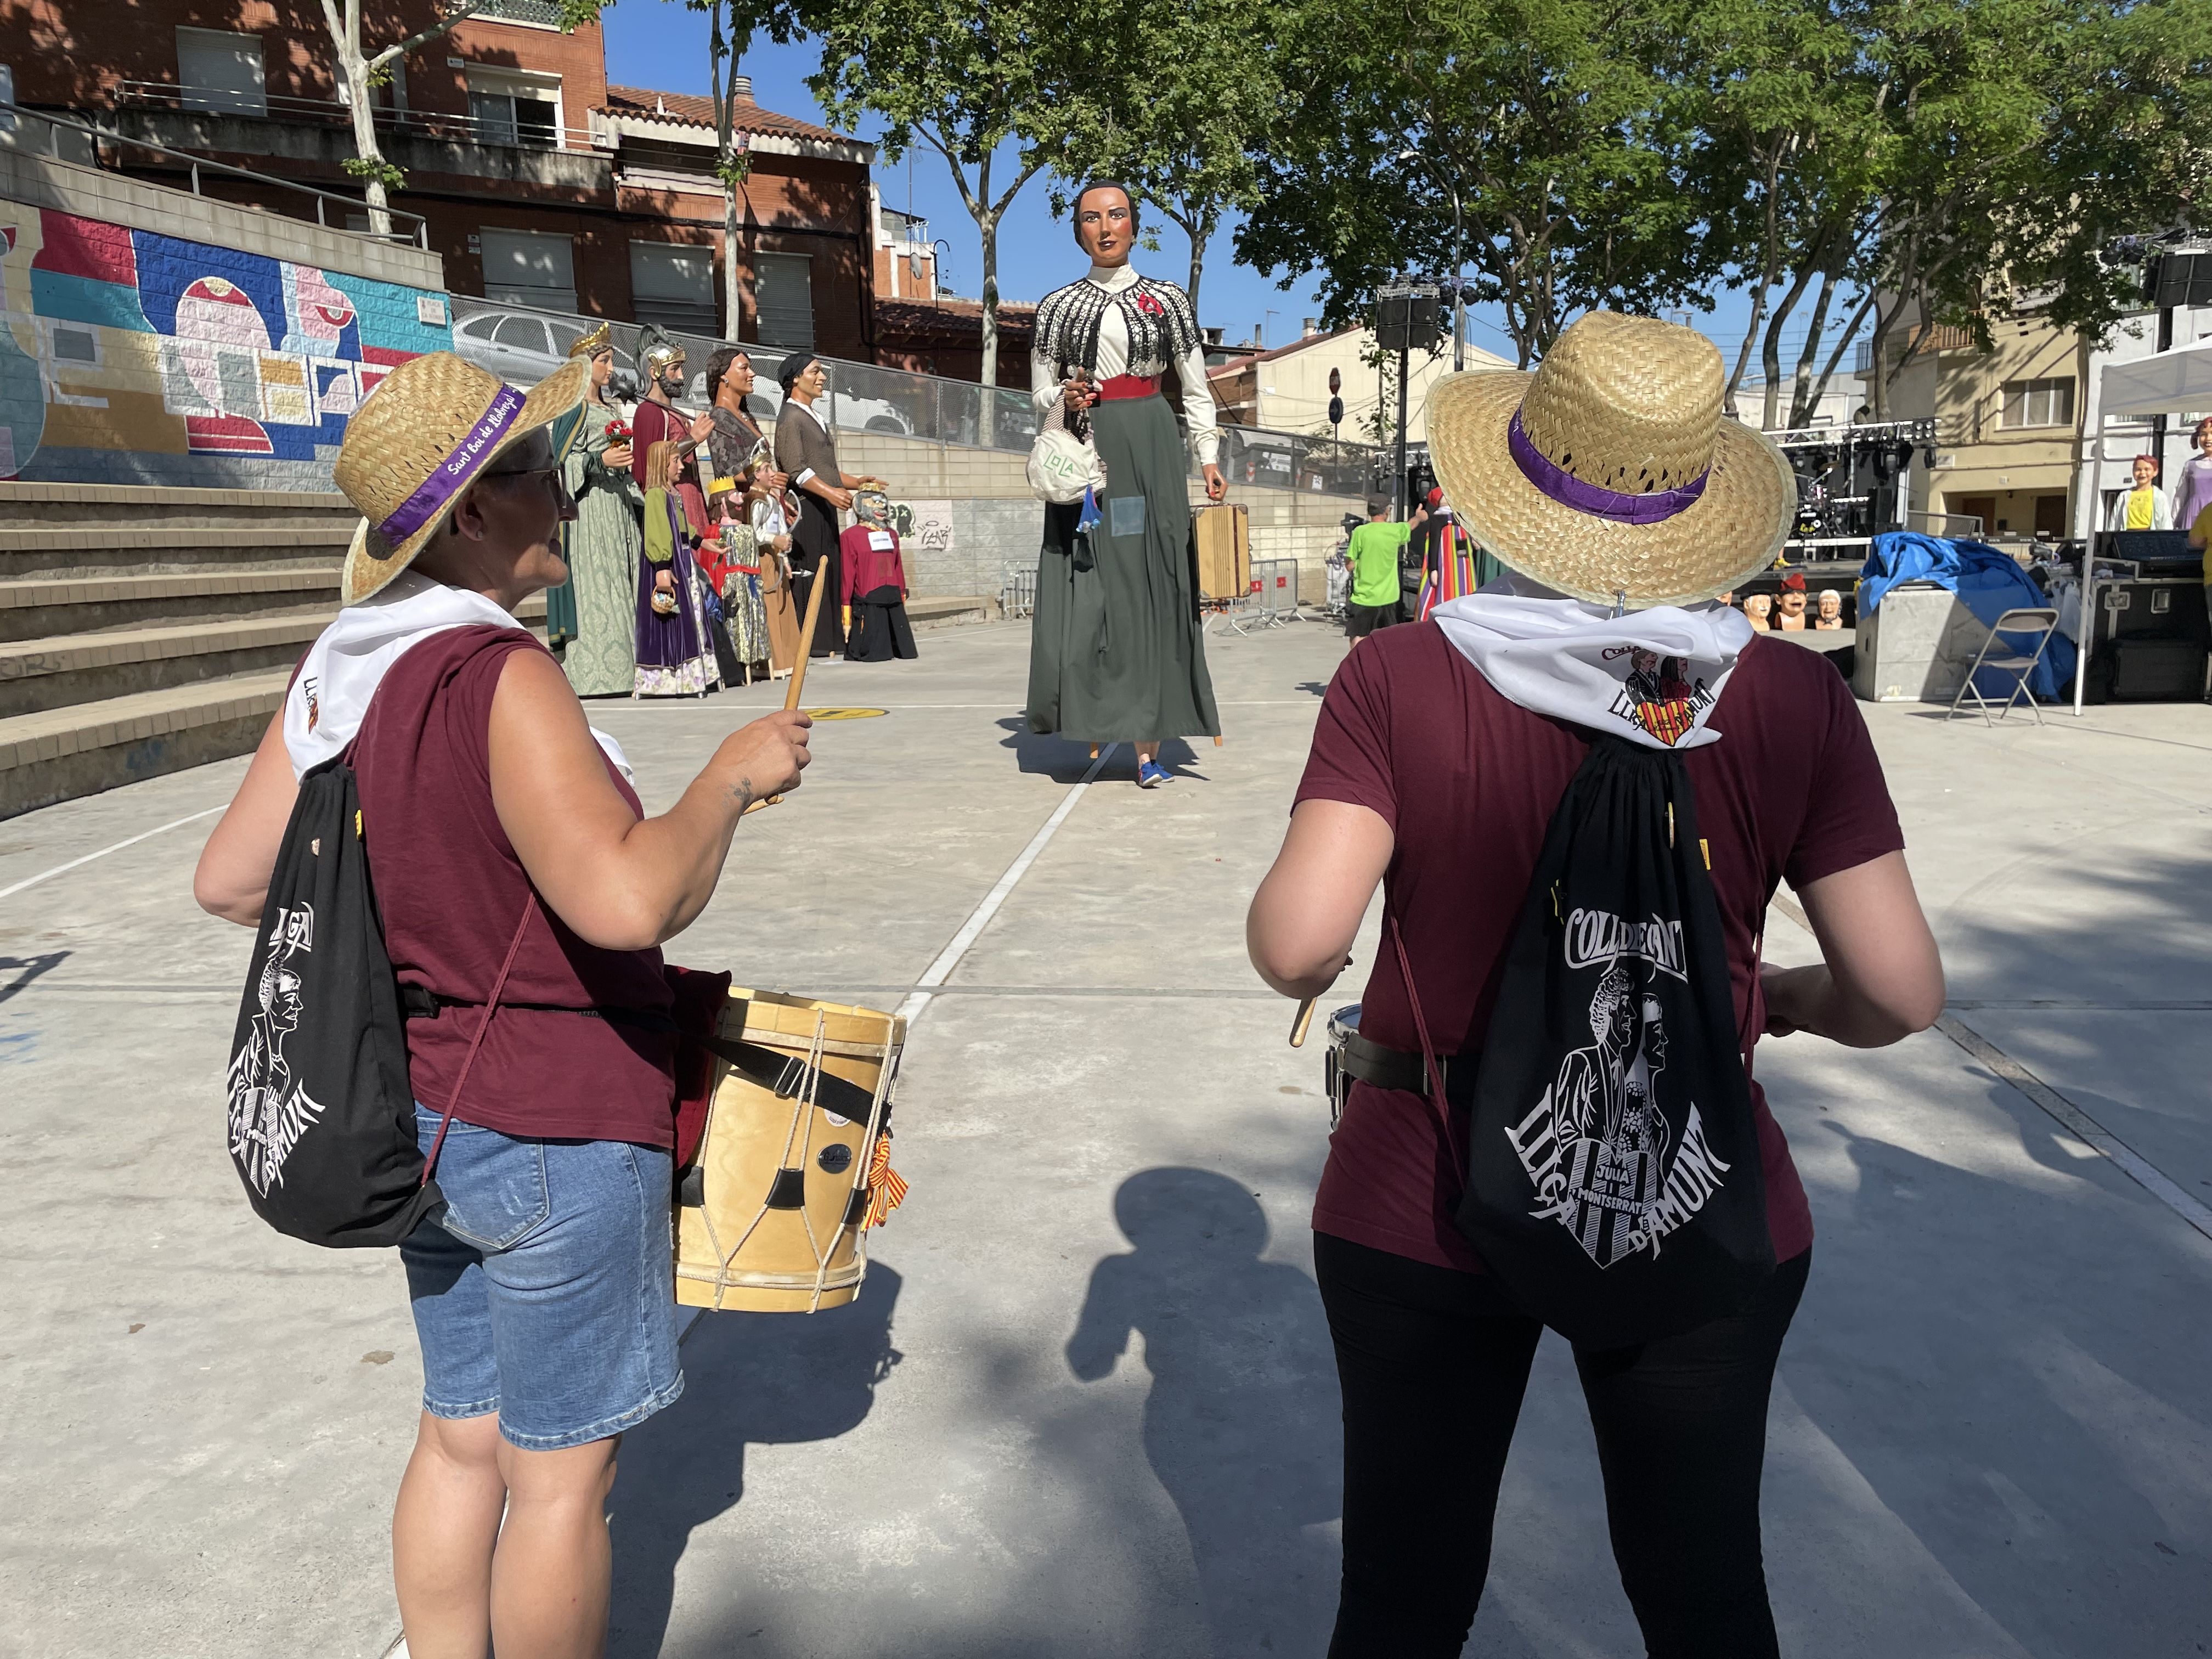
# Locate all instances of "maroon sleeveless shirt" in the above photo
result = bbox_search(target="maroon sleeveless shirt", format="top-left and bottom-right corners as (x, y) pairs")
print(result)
(352, 625), (678, 1147)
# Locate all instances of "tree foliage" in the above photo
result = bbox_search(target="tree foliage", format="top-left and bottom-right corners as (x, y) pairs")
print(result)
(804, 0), (1101, 390)
(1048, 0), (1277, 313)
(1239, 0), (2212, 411)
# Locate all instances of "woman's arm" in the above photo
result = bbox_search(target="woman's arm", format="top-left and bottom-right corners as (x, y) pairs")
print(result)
(488, 650), (810, 950)
(1246, 798), (1393, 999)
(192, 708), (300, 924)
(1763, 850), (1945, 1046)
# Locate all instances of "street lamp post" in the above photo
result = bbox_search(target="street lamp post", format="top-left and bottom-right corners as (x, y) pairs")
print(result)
(1400, 147), (1466, 373)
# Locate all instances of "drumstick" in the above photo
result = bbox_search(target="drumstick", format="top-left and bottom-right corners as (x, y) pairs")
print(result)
(1289, 996), (1319, 1048)
(741, 549), (832, 816)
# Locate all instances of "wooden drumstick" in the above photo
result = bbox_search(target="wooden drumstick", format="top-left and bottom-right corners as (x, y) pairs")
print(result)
(741, 542), (832, 816)
(1289, 996), (1319, 1048)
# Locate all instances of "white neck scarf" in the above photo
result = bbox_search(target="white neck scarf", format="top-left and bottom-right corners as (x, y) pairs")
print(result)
(1431, 594), (1754, 751)
(283, 570), (635, 783)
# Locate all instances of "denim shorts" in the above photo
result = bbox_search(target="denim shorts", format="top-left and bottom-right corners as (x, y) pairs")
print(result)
(399, 1107), (683, 1451)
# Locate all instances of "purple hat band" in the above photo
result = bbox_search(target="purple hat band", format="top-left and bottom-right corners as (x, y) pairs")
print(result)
(1507, 408), (1709, 525)
(376, 382), (526, 545)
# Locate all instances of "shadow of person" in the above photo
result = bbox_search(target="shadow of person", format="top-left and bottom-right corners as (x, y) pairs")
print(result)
(1067, 1170), (1342, 1658)
(605, 1265), (904, 1658)
(995, 716), (1111, 782)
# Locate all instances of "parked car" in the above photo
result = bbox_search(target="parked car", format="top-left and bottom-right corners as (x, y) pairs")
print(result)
(687, 369), (915, 437)
(452, 309), (637, 388)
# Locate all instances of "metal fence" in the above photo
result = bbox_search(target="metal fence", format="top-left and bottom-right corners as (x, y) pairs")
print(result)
(444, 295), (1376, 493)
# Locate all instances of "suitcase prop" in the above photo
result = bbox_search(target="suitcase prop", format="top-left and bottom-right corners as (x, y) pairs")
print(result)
(675, 989), (908, 1313)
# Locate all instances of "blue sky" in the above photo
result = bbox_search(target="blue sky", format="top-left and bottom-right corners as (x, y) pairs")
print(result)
(601, 3), (1821, 373)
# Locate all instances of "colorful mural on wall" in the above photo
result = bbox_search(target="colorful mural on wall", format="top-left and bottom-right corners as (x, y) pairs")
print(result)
(0, 208), (450, 488)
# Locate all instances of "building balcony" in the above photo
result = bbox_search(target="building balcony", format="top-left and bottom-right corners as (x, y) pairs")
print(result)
(104, 85), (613, 195)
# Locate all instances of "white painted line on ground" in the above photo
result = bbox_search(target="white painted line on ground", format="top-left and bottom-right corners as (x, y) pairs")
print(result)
(0, 805), (223, 903)
(895, 744), (1118, 1029)
(1933, 1014), (2212, 1244)
(1768, 890), (2212, 1244)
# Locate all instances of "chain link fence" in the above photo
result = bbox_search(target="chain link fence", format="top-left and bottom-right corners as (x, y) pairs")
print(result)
(446, 296), (1376, 494)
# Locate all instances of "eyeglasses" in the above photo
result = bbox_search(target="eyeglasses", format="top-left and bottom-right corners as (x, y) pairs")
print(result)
(479, 464), (572, 505)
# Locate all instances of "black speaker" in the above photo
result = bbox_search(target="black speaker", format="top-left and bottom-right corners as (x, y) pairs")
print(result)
(1376, 291), (1441, 352)
(2147, 251), (2212, 308)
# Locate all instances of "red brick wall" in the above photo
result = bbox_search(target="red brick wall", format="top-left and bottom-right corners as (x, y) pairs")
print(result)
(0, 0), (601, 121)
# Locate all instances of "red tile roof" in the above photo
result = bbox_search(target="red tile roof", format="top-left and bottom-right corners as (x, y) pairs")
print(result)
(601, 84), (853, 147)
(875, 296), (1037, 351)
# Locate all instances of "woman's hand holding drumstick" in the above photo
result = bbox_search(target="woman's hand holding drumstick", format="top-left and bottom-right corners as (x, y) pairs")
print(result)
(741, 555), (832, 815)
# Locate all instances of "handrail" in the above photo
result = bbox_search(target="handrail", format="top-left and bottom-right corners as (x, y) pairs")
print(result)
(111, 79), (611, 155)
(3, 99), (431, 246)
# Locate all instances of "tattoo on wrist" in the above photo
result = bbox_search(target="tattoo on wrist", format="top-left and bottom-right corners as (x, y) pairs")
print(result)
(730, 778), (757, 812)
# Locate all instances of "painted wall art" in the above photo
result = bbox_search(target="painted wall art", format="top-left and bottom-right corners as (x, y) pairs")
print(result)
(0, 207), (450, 488)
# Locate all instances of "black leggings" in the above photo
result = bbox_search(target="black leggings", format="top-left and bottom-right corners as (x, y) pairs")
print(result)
(1316, 1233), (1810, 1658)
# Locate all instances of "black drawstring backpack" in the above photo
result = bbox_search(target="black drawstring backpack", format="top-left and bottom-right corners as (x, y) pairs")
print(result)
(1443, 735), (1774, 1347)
(225, 756), (527, 1248)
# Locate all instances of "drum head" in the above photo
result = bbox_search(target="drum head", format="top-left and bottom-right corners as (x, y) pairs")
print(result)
(1328, 1004), (1362, 1040)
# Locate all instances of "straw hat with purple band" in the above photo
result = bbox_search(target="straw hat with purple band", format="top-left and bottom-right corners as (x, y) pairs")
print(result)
(334, 351), (590, 606)
(1424, 312), (1798, 609)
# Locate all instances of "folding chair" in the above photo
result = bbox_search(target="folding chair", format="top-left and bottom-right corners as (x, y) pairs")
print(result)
(1946, 607), (2060, 725)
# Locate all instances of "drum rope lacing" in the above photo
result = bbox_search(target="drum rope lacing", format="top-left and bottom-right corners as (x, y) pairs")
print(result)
(693, 1009), (907, 1313)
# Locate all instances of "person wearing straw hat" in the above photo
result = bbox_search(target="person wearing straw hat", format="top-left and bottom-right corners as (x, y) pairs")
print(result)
(1248, 313), (1944, 1656)
(193, 351), (812, 1659)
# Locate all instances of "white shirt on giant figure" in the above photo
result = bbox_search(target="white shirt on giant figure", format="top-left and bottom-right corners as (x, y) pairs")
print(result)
(1029, 262), (1222, 467)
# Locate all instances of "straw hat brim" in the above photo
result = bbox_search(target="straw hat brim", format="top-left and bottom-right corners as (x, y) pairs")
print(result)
(341, 357), (591, 607)
(1426, 368), (1799, 608)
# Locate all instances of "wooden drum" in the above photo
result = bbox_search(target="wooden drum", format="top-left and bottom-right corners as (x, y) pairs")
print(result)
(675, 989), (907, 1313)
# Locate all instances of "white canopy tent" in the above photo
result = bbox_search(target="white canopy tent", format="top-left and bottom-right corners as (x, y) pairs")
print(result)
(2075, 338), (2212, 713)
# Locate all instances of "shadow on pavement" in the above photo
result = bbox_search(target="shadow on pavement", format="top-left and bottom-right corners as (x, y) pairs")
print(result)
(1066, 1168), (1342, 1657)
(1, 951), (70, 1006)
(1786, 1114), (2212, 1655)
(997, 718), (1105, 782)
(605, 1265), (905, 1658)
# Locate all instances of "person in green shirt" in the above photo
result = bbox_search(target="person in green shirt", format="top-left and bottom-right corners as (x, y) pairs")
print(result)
(1345, 498), (1412, 641)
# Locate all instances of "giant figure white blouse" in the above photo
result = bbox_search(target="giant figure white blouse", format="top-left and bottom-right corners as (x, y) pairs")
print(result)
(1030, 263), (1221, 467)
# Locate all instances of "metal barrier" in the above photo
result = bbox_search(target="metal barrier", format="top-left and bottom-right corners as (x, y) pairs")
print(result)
(0, 99), (432, 246)
(444, 294), (1376, 489)
(1251, 558), (1301, 627)
(1001, 564), (1036, 620)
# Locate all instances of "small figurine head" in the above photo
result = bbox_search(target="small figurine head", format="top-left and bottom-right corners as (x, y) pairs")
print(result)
(1776, 571), (1808, 619)
(1745, 592), (1773, 625)
(1818, 589), (1842, 621)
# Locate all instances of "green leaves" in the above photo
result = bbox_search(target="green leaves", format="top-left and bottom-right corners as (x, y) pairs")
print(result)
(1238, 0), (2210, 394)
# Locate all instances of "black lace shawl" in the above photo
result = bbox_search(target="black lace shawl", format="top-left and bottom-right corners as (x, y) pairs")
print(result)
(1032, 273), (1203, 380)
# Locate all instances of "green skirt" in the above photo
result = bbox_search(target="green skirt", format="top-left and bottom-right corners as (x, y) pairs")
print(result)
(1025, 393), (1221, 742)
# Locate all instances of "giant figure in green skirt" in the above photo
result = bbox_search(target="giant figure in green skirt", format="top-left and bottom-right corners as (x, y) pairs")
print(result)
(1026, 183), (1224, 789)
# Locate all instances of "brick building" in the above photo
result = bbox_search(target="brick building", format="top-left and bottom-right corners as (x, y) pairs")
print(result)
(0, 0), (878, 359)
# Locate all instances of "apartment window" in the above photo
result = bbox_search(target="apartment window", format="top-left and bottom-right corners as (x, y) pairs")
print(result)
(466, 70), (560, 148)
(2000, 377), (2074, 430)
(478, 228), (577, 314)
(752, 252), (815, 351)
(177, 28), (266, 118)
(630, 242), (717, 335)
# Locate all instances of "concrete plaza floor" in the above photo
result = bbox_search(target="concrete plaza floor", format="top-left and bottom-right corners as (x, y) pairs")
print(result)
(2, 614), (2209, 1658)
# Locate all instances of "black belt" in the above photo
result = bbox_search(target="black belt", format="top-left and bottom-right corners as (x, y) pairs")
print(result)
(1331, 1030), (1480, 1109)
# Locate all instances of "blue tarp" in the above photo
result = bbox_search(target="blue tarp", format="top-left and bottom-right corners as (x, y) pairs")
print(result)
(1860, 532), (2075, 701)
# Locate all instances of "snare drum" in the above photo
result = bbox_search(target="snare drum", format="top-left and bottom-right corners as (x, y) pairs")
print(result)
(675, 989), (907, 1313)
(1323, 1003), (1362, 1126)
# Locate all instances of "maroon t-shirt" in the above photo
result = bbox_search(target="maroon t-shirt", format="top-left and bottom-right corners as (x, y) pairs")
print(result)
(351, 626), (679, 1147)
(1294, 623), (1904, 1272)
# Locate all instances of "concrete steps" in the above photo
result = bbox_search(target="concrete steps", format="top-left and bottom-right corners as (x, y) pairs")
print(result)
(0, 567), (341, 643)
(0, 484), (400, 817)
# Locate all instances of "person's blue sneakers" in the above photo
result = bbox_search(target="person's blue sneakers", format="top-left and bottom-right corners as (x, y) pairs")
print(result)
(1137, 759), (1173, 789)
